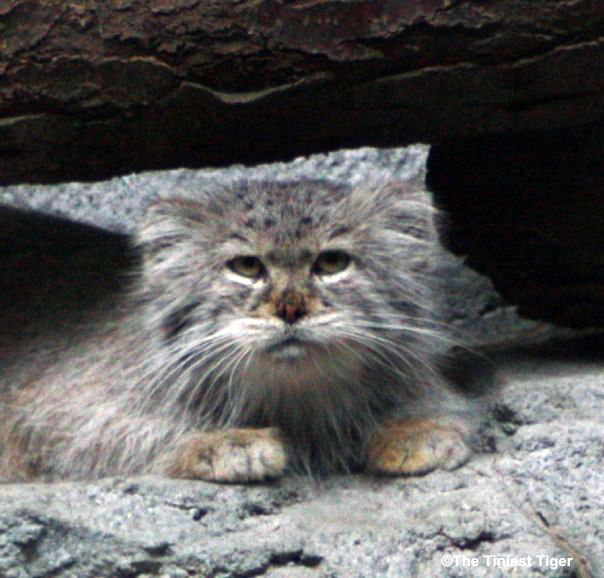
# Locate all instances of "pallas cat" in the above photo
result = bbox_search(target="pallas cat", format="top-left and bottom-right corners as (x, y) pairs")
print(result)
(0, 180), (474, 482)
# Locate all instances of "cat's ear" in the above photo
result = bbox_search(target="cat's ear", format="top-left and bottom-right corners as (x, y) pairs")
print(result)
(136, 198), (207, 253)
(349, 180), (437, 241)
(382, 181), (438, 242)
(134, 199), (212, 287)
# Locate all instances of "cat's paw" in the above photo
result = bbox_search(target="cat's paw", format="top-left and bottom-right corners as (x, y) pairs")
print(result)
(168, 428), (288, 482)
(366, 417), (471, 476)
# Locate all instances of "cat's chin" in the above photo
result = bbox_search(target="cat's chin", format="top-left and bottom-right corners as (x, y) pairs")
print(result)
(263, 336), (309, 361)
(247, 338), (365, 390)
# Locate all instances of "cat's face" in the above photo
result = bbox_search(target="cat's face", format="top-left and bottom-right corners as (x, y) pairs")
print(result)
(138, 180), (437, 382)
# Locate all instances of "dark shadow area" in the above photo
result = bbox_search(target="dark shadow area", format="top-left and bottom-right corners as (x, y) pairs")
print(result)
(0, 206), (135, 345)
(492, 332), (604, 364)
(440, 350), (500, 398)
(427, 122), (604, 329)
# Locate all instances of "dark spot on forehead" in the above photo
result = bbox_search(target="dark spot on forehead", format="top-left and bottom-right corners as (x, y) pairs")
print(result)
(299, 248), (313, 261)
(329, 225), (350, 239)
(264, 217), (275, 228)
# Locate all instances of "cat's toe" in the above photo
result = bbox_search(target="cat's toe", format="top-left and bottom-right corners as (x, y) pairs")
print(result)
(170, 428), (288, 482)
(208, 428), (288, 482)
(366, 417), (471, 476)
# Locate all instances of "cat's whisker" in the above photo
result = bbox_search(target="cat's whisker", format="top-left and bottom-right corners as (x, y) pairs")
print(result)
(179, 343), (244, 415)
(352, 319), (482, 356)
(218, 345), (253, 424)
(333, 328), (441, 385)
(135, 335), (236, 411)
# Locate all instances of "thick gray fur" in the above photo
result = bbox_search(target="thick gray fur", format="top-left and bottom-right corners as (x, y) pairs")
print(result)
(0, 179), (473, 480)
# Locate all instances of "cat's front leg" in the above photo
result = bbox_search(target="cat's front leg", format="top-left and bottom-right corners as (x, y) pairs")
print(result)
(163, 427), (288, 482)
(365, 417), (472, 476)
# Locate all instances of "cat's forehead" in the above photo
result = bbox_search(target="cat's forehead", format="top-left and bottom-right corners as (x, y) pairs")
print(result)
(235, 179), (346, 213)
(227, 180), (351, 239)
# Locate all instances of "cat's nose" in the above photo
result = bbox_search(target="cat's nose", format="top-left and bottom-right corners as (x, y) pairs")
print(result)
(275, 289), (307, 324)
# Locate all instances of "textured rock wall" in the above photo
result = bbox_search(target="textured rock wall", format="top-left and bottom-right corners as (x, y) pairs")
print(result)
(1, 1), (604, 184)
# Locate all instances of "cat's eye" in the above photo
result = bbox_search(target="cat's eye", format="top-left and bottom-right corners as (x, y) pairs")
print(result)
(228, 256), (265, 278)
(313, 250), (350, 275)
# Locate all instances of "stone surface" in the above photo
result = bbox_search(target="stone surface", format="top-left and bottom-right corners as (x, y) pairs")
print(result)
(0, 337), (602, 577)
